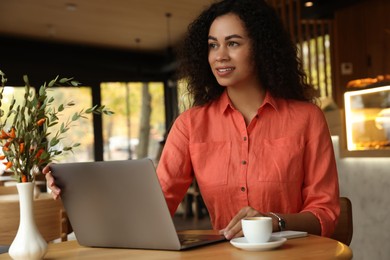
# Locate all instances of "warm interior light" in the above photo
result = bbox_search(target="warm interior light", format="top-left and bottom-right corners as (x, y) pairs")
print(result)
(344, 85), (390, 151)
(305, 1), (314, 7)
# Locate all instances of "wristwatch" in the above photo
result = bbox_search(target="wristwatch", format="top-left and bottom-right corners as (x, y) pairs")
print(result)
(269, 212), (286, 231)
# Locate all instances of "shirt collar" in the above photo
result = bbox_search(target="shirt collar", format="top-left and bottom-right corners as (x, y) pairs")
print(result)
(219, 90), (231, 114)
(218, 90), (279, 114)
(261, 91), (279, 112)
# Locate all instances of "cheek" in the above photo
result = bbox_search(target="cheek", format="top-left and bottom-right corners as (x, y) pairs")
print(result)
(242, 53), (255, 70)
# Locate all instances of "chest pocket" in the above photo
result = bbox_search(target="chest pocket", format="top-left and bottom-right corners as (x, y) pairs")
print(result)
(190, 141), (231, 186)
(254, 136), (305, 182)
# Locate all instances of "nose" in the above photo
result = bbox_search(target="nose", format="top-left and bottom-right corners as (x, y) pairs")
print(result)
(215, 46), (230, 62)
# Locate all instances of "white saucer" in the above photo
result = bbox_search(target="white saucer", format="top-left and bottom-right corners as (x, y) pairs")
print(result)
(230, 236), (287, 251)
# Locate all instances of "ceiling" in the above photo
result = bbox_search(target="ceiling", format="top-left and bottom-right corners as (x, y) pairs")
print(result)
(0, 0), (215, 54)
(0, 0), (363, 54)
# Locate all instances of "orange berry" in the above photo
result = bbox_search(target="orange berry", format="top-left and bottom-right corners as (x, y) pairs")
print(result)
(37, 118), (46, 126)
(0, 129), (9, 139)
(19, 143), (25, 153)
(3, 161), (12, 170)
(9, 127), (16, 138)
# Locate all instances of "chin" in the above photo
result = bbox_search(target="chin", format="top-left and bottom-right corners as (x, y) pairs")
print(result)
(215, 79), (230, 87)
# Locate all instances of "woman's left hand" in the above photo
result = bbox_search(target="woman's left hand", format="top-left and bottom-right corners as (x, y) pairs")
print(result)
(219, 206), (265, 240)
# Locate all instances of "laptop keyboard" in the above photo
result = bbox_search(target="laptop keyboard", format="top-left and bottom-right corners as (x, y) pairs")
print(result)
(178, 234), (202, 245)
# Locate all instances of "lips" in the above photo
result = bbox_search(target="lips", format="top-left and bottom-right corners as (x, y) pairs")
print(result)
(215, 66), (235, 76)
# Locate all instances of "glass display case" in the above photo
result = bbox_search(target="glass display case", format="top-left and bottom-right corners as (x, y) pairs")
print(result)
(342, 84), (390, 157)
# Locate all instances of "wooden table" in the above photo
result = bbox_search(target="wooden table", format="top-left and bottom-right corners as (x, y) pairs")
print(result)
(0, 191), (52, 202)
(0, 176), (14, 186)
(0, 230), (352, 259)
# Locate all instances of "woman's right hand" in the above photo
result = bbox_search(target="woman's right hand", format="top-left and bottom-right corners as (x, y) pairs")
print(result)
(42, 164), (61, 200)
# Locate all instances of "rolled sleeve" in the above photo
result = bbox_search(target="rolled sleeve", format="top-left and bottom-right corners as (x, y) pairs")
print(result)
(156, 112), (194, 216)
(301, 107), (340, 237)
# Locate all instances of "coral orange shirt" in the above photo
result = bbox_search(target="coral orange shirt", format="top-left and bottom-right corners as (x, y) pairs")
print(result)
(157, 91), (340, 237)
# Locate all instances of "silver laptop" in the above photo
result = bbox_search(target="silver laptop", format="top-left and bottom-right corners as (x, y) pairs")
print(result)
(50, 158), (225, 250)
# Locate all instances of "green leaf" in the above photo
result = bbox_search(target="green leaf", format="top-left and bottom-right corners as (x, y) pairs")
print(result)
(23, 75), (29, 85)
(60, 127), (69, 134)
(85, 105), (97, 113)
(48, 79), (56, 87)
(39, 86), (46, 96)
(48, 122), (58, 127)
(104, 110), (115, 115)
(50, 138), (60, 147)
(40, 151), (50, 159)
(72, 113), (80, 121)
(59, 77), (73, 83)
(70, 80), (80, 86)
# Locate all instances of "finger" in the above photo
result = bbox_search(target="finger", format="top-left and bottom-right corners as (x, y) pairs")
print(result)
(224, 207), (265, 239)
(52, 192), (59, 200)
(225, 220), (243, 240)
(224, 208), (250, 239)
(49, 186), (61, 200)
(42, 164), (52, 174)
(225, 207), (249, 231)
(48, 182), (61, 194)
(45, 171), (53, 182)
(46, 171), (61, 195)
(232, 229), (244, 239)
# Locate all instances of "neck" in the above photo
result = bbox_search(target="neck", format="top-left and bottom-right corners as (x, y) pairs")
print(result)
(227, 86), (266, 125)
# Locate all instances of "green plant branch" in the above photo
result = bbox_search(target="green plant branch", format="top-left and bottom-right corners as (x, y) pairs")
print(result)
(0, 70), (113, 182)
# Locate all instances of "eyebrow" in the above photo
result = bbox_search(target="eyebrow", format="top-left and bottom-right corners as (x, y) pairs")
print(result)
(208, 34), (244, 41)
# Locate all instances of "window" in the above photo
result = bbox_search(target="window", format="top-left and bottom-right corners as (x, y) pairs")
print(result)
(0, 85), (95, 168)
(177, 79), (193, 113)
(46, 87), (95, 162)
(299, 20), (334, 99)
(101, 82), (165, 164)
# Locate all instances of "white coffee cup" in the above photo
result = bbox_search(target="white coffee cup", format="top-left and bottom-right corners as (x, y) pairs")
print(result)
(241, 216), (272, 243)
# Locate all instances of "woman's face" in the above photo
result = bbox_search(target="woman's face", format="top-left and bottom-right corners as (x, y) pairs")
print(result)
(208, 13), (258, 89)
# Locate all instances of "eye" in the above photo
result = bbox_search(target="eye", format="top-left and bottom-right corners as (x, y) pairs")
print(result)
(228, 41), (239, 47)
(208, 42), (218, 49)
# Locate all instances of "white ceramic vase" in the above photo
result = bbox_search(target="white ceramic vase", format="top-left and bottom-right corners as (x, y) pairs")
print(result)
(8, 182), (48, 260)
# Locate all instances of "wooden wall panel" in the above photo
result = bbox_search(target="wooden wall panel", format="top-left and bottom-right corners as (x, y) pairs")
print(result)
(333, 0), (390, 107)
(268, 0), (334, 99)
(333, 2), (367, 107)
(363, 0), (387, 77)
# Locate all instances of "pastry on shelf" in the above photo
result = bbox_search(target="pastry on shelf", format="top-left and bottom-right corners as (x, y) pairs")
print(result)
(347, 74), (390, 88)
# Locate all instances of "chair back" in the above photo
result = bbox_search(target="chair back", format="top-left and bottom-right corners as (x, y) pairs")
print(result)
(331, 197), (353, 245)
(0, 196), (71, 245)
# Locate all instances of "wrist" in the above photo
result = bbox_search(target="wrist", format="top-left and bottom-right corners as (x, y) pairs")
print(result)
(268, 212), (286, 232)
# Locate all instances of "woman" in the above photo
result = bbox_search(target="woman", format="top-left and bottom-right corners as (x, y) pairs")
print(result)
(45, 0), (339, 240)
(156, 0), (339, 240)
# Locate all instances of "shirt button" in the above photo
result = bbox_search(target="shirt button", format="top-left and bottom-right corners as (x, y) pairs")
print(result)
(241, 160), (247, 165)
(243, 136), (247, 141)
(240, 187), (246, 192)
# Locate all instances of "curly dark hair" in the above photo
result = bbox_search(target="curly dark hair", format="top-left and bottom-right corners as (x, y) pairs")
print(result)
(177, 0), (316, 106)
